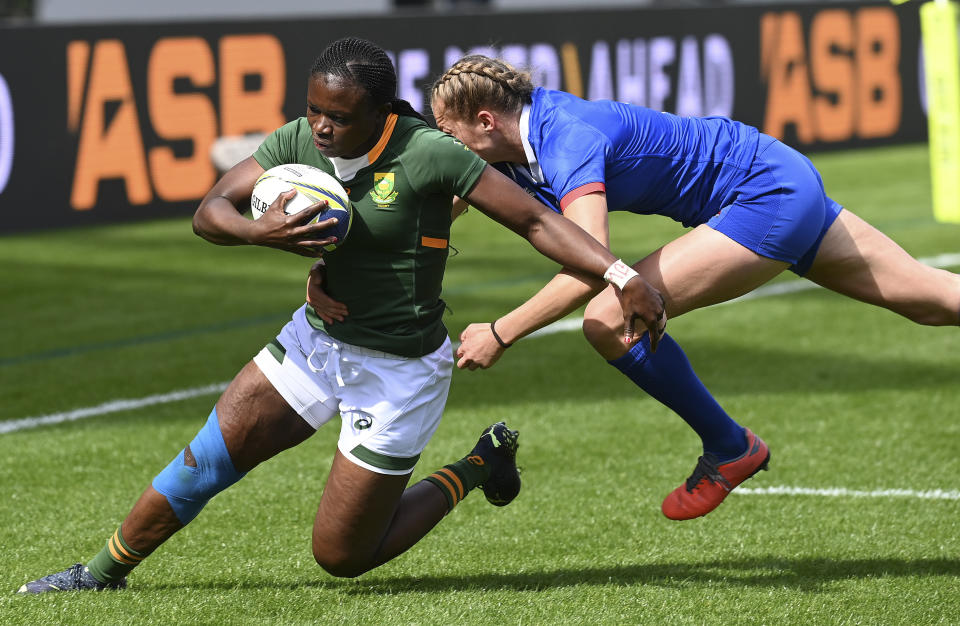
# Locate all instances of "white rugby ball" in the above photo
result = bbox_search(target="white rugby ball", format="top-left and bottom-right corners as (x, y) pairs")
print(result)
(251, 164), (352, 251)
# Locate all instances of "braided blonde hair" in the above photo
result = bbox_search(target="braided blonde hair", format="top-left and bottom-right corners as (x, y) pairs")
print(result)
(431, 55), (534, 120)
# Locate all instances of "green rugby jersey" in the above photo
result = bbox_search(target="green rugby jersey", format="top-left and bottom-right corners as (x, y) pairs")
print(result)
(253, 114), (487, 357)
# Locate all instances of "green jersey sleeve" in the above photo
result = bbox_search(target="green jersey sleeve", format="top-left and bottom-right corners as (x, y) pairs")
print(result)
(402, 128), (488, 198)
(252, 119), (309, 171)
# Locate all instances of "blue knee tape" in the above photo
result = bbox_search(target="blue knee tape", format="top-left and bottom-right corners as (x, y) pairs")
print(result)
(152, 408), (246, 524)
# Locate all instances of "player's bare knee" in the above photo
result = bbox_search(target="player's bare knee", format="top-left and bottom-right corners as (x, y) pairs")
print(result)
(904, 270), (960, 326)
(583, 299), (623, 348)
(882, 293), (953, 326)
(903, 303), (958, 326)
(312, 548), (368, 578)
(582, 317), (615, 347)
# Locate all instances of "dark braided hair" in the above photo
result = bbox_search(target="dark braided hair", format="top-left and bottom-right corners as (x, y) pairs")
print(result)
(311, 37), (426, 122)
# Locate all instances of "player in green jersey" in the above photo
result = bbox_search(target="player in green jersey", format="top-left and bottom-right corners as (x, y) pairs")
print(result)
(19, 38), (665, 593)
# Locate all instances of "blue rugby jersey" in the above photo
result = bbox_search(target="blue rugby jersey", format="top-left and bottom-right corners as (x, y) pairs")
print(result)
(509, 87), (762, 227)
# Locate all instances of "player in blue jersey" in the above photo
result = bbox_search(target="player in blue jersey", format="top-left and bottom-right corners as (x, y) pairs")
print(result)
(429, 55), (960, 521)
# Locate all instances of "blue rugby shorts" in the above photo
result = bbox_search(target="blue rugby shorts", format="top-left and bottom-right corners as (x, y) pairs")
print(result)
(706, 134), (842, 276)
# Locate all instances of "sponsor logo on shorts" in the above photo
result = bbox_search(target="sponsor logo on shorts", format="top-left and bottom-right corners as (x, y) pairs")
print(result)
(354, 415), (373, 430)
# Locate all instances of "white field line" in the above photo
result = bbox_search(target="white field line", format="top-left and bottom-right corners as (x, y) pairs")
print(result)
(736, 486), (960, 501)
(0, 383), (228, 435)
(4, 251), (960, 437)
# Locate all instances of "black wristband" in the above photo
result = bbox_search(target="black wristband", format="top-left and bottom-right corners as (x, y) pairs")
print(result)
(490, 321), (512, 349)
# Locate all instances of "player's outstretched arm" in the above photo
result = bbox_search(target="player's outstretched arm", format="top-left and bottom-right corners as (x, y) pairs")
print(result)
(193, 157), (337, 257)
(456, 269), (601, 370)
(463, 165), (665, 349)
(457, 190), (612, 370)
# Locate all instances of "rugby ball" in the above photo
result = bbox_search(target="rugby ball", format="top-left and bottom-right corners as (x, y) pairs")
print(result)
(251, 164), (352, 252)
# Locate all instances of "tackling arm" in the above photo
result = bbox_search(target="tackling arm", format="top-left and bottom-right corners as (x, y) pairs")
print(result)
(460, 167), (665, 367)
(490, 192), (611, 345)
(464, 166), (618, 281)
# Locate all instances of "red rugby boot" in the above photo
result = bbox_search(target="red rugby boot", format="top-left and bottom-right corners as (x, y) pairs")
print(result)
(661, 428), (770, 521)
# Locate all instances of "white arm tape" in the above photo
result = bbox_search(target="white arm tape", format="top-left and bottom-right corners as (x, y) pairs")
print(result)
(603, 259), (639, 290)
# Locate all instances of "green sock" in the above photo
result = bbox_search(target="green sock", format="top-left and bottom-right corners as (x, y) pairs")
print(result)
(86, 528), (147, 583)
(423, 455), (491, 511)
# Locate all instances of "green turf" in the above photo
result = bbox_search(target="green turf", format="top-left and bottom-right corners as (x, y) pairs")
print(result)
(1, 143), (959, 624)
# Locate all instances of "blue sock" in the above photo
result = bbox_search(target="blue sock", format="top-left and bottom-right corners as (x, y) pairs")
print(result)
(608, 333), (746, 462)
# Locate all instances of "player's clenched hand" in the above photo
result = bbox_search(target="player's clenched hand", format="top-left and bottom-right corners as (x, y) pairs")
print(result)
(307, 261), (348, 324)
(617, 275), (667, 351)
(456, 322), (506, 370)
(249, 190), (340, 257)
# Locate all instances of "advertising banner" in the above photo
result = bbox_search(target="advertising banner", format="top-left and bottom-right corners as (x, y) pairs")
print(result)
(0, 1), (926, 231)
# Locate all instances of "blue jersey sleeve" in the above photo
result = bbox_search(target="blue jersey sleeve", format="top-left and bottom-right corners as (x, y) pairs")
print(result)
(538, 116), (609, 210)
(492, 162), (562, 213)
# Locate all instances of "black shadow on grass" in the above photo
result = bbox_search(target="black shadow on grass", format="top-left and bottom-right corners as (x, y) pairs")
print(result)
(135, 557), (960, 594)
(336, 556), (960, 594)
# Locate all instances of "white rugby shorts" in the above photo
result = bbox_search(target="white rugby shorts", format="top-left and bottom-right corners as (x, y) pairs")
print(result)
(253, 305), (453, 475)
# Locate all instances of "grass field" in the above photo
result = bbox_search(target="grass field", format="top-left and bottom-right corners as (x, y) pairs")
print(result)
(1, 143), (958, 624)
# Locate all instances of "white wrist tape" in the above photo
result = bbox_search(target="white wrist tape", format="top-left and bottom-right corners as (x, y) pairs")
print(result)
(603, 259), (639, 290)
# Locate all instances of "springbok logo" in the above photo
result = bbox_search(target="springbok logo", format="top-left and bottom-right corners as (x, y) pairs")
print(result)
(369, 172), (398, 207)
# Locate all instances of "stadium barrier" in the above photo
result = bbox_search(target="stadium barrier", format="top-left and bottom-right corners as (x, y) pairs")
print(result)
(0, 1), (928, 232)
